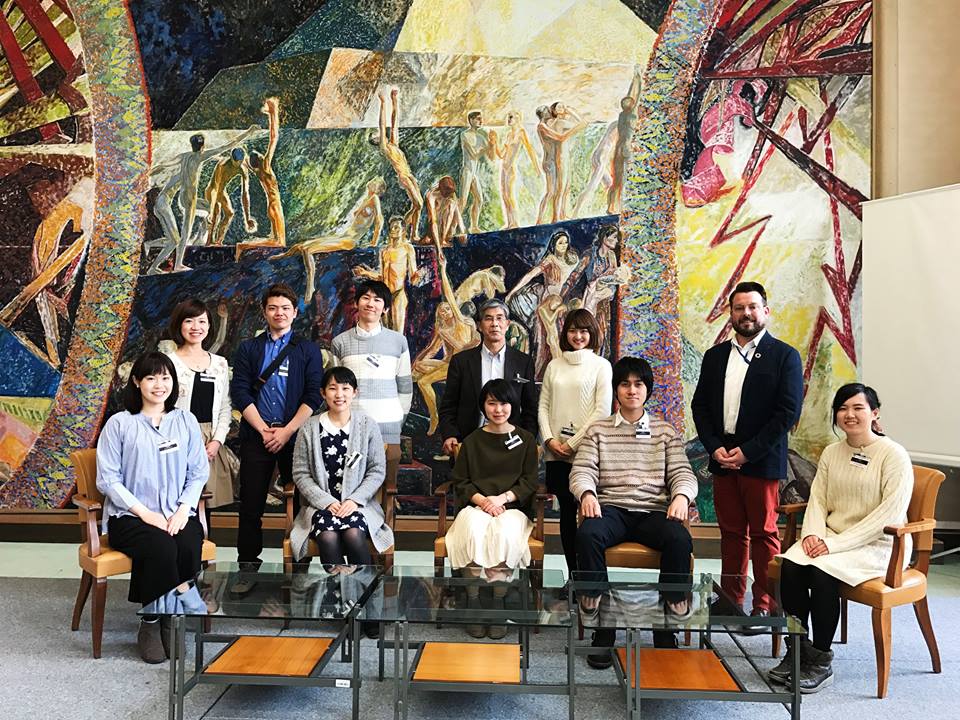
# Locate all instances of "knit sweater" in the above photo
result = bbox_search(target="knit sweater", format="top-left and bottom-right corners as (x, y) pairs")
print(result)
(569, 412), (698, 512)
(332, 324), (413, 444)
(538, 349), (613, 461)
(452, 427), (539, 519)
(780, 436), (913, 586)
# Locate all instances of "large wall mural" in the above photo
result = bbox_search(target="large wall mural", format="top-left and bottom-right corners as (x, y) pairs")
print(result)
(0, 0), (871, 523)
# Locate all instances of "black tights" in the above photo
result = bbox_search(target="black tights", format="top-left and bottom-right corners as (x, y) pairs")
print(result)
(315, 529), (372, 566)
(780, 559), (841, 651)
(545, 461), (578, 574)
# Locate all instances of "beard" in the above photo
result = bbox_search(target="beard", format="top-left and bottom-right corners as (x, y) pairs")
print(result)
(732, 317), (765, 338)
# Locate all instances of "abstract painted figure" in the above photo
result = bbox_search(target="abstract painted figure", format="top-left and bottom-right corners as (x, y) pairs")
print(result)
(272, 178), (386, 302)
(149, 126), (257, 274)
(411, 249), (480, 436)
(236, 97), (285, 256)
(354, 216), (420, 333)
(204, 147), (256, 246)
(536, 103), (587, 224)
(459, 110), (496, 233)
(373, 88), (423, 238)
(424, 176), (466, 247)
(492, 110), (540, 229)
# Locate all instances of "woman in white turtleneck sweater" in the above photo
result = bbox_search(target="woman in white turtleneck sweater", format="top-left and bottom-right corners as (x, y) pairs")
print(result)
(538, 309), (613, 574)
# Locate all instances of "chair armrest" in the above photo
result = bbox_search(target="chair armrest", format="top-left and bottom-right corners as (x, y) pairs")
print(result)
(284, 482), (295, 539)
(435, 482), (451, 538)
(73, 494), (102, 556)
(777, 502), (807, 515)
(883, 519), (936, 538)
(777, 502), (807, 549)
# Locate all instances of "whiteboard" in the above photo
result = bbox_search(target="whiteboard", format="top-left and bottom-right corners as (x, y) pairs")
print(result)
(862, 184), (960, 466)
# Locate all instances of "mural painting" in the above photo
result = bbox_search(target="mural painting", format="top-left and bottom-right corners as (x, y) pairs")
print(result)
(0, 1), (872, 528)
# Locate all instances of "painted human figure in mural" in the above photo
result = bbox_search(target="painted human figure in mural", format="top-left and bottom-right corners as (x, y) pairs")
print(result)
(354, 216), (420, 333)
(459, 110), (496, 233)
(505, 229), (580, 376)
(682, 80), (766, 207)
(373, 88), (423, 239)
(0, 176), (94, 366)
(563, 224), (631, 353)
(454, 265), (506, 307)
(536, 103), (588, 224)
(237, 96), (286, 256)
(411, 249), (481, 436)
(491, 110), (540, 229)
(272, 178), (386, 303)
(572, 70), (642, 218)
(424, 175), (467, 247)
(148, 126), (258, 274)
(204, 147), (257, 246)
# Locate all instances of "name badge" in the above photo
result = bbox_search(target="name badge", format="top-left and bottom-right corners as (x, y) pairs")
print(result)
(635, 425), (651, 439)
(504, 433), (523, 450)
(199, 371), (215, 383)
(512, 373), (529, 384)
(560, 424), (576, 438)
(850, 452), (870, 468)
(365, 354), (380, 368)
(277, 360), (289, 378)
(345, 452), (362, 468)
(158, 439), (180, 455)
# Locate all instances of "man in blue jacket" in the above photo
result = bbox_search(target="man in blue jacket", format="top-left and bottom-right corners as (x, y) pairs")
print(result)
(691, 281), (803, 626)
(231, 283), (323, 587)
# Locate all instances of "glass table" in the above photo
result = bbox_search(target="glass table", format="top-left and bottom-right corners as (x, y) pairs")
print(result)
(572, 570), (806, 720)
(361, 566), (573, 720)
(142, 562), (381, 720)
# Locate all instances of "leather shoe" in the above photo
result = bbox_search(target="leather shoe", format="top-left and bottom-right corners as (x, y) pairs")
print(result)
(587, 629), (615, 670)
(739, 608), (772, 635)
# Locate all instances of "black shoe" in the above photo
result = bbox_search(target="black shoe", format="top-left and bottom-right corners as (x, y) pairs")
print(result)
(739, 608), (771, 635)
(768, 636), (810, 685)
(797, 646), (834, 693)
(587, 629), (615, 670)
(362, 621), (380, 640)
(652, 630), (679, 649)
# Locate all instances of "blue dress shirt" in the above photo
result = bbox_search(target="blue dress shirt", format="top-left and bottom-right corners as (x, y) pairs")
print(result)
(257, 330), (292, 424)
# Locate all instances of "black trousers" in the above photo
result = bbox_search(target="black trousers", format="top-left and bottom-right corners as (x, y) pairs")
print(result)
(545, 461), (578, 574)
(236, 434), (294, 566)
(108, 514), (204, 605)
(577, 505), (693, 599)
(780, 558), (841, 651)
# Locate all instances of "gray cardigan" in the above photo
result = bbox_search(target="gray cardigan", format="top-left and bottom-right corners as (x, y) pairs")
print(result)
(289, 409), (394, 560)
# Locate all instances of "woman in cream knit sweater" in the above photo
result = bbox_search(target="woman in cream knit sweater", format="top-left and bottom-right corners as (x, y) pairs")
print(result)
(772, 383), (913, 694)
(538, 309), (612, 573)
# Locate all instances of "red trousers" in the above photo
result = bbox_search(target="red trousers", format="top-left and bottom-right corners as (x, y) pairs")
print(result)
(713, 472), (780, 612)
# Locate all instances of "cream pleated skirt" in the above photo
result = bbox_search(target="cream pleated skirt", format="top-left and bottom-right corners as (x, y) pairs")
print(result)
(445, 506), (533, 569)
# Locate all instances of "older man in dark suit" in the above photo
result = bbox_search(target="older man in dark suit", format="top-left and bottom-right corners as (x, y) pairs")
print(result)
(438, 298), (538, 456)
(692, 281), (803, 626)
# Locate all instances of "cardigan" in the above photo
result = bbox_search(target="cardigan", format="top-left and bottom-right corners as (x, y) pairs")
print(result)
(538, 349), (613, 461)
(569, 412), (698, 513)
(165, 350), (232, 444)
(451, 426), (539, 519)
(289, 409), (393, 560)
(780, 437), (913, 586)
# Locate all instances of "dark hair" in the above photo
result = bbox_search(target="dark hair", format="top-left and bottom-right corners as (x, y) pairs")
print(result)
(122, 352), (179, 413)
(168, 298), (211, 347)
(477, 378), (518, 416)
(230, 147), (245, 161)
(189, 133), (204, 152)
(322, 365), (358, 390)
(355, 279), (392, 311)
(546, 229), (578, 265)
(261, 283), (298, 309)
(729, 281), (767, 307)
(831, 383), (882, 432)
(478, 297), (509, 320)
(467, 110), (482, 123)
(437, 176), (457, 197)
(611, 356), (653, 399)
(559, 309), (600, 352)
(597, 224), (620, 246)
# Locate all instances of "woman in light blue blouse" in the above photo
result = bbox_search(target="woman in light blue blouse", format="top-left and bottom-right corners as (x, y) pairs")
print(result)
(96, 352), (209, 663)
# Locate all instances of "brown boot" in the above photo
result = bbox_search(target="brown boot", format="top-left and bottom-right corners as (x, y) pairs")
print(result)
(138, 619), (166, 664)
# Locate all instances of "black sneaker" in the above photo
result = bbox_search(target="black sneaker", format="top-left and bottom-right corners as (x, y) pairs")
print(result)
(768, 637), (809, 685)
(587, 629), (615, 669)
(798, 646), (834, 693)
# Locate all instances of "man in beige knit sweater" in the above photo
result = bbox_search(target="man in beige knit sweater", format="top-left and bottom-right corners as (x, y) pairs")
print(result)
(570, 357), (697, 666)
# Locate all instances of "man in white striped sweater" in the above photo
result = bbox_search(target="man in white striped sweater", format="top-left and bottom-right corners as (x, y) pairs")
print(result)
(332, 279), (413, 494)
(570, 356), (697, 666)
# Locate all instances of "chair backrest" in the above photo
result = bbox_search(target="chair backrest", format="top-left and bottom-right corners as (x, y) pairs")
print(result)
(908, 464), (945, 554)
(70, 448), (102, 505)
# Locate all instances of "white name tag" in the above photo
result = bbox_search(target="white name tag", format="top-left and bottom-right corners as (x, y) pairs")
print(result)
(345, 452), (362, 468)
(850, 452), (870, 468)
(504, 433), (523, 450)
(158, 439), (180, 455)
(512, 373), (529, 384)
(560, 424), (575, 438)
(635, 425), (651, 439)
(365, 354), (380, 368)
(199, 371), (215, 383)
(277, 361), (289, 378)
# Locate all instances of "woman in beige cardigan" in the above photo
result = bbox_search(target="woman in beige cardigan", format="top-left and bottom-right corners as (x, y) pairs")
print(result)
(771, 383), (913, 693)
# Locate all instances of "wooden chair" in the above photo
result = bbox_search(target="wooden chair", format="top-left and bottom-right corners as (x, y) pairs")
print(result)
(282, 444), (397, 574)
(768, 464), (944, 698)
(432, 444), (548, 578)
(70, 448), (217, 658)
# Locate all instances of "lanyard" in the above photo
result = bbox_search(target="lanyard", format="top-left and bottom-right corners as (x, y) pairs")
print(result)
(734, 343), (753, 366)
